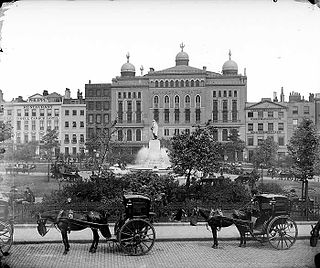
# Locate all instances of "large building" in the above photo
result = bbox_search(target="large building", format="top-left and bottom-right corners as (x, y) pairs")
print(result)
(110, 45), (248, 156)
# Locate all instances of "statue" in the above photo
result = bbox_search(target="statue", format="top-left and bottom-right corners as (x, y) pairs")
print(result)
(151, 120), (158, 140)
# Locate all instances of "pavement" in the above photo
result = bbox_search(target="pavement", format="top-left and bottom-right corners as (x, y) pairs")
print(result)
(13, 221), (317, 244)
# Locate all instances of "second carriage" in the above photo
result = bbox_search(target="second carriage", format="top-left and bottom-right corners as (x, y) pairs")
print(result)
(233, 193), (298, 250)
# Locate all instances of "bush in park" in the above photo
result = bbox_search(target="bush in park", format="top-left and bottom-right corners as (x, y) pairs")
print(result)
(257, 182), (284, 194)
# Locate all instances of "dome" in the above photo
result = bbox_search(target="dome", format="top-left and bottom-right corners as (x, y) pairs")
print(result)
(121, 53), (136, 77)
(222, 50), (238, 75)
(175, 43), (189, 66)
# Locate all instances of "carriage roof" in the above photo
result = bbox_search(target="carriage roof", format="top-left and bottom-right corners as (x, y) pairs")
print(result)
(123, 194), (151, 202)
(254, 194), (288, 201)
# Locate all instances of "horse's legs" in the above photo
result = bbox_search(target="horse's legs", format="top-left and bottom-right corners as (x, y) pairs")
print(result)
(61, 229), (70, 255)
(211, 227), (218, 249)
(89, 229), (100, 253)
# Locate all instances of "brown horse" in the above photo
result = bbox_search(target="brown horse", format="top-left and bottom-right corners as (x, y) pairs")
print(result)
(190, 207), (252, 248)
(36, 210), (111, 254)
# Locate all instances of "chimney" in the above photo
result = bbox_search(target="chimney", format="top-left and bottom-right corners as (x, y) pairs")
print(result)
(77, 89), (83, 100)
(0, 90), (3, 102)
(203, 66), (207, 71)
(65, 88), (71, 99)
(244, 68), (246, 76)
(149, 67), (154, 73)
(309, 93), (315, 102)
(280, 87), (285, 102)
(88, 80), (91, 84)
(43, 90), (48, 96)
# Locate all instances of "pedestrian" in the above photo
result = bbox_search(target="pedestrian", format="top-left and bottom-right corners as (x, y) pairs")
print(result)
(24, 187), (35, 203)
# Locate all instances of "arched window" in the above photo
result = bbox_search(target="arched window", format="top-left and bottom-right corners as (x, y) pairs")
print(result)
(164, 95), (170, 104)
(222, 129), (228, 141)
(160, 80), (164, 87)
(185, 95), (190, 104)
(191, 80), (194, 87)
(118, 130), (123, 141)
(164, 95), (170, 108)
(175, 95), (180, 104)
(175, 80), (179, 87)
(165, 80), (169, 87)
(180, 80), (184, 87)
(170, 80), (174, 87)
(195, 80), (200, 87)
(127, 129), (132, 141)
(155, 81), (159, 88)
(153, 96), (159, 108)
(136, 129), (141, 141)
(196, 95), (201, 105)
(185, 80), (189, 87)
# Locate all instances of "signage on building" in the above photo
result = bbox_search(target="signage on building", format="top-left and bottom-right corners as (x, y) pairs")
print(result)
(249, 117), (283, 121)
(23, 105), (53, 109)
(250, 131), (282, 134)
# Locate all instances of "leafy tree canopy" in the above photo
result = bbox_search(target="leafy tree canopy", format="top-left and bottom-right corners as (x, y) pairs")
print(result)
(287, 118), (320, 180)
(252, 136), (279, 169)
(40, 129), (60, 161)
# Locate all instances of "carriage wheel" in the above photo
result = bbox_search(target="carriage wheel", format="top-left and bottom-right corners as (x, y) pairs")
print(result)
(118, 219), (156, 256)
(0, 221), (13, 253)
(267, 216), (298, 250)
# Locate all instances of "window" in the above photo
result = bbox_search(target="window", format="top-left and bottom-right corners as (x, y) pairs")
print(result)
(31, 134), (36, 142)
(258, 123), (263, 131)
(268, 123), (274, 131)
(174, 129), (180, 136)
(164, 96), (169, 105)
(136, 129), (141, 141)
(65, 121), (69, 128)
(213, 129), (218, 141)
(31, 120), (36, 131)
(128, 92), (131, 99)
(123, 92), (126, 99)
(7, 110), (12, 116)
(17, 109), (21, 116)
(80, 110), (85, 116)
(212, 100), (218, 122)
(72, 121), (77, 128)
(175, 80), (179, 87)
(118, 101), (123, 123)
(196, 95), (201, 107)
(24, 109), (29, 117)
(185, 109), (190, 123)
(292, 106), (298, 115)
(72, 147), (77, 155)
(174, 95), (180, 108)
(164, 109), (170, 123)
(247, 137), (254, 146)
(88, 114), (93, 124)
(103, 101), (110, 110)
(229, 90), (232, 97)
(278, 122), (284, 131)
(118, 130), (123, 141)
(170, 80), (174, 87)
(213, 91), (216, 98)
(185, 80), (189, 87)
(153, 96), (159, 108)
(127, 129), (132, 141)
(40, 109), (44, 116)
(65, 110), (70, 116)
(185, 95), (190, 105)
(88, 102), (94, 110)
(195, 80), (200, 87)
(223, 91), (227, 97)
(47, 109), (52, 116)
(72, 110), (77, 116)
(64, 134), (69, 143)
(268, 111), (273, 118)
(278, 136), (285, 146)
(190, 80), (194, 87)
(24, 134), (28, 143)
(180, 80), (184, 87)
(222, 129), (228, 141)
(47, 120), (52, 131)
(278, 111), (284, 118)
(248, 123), (253, 131)
(24, 121), (29, 130)
(40, 120), (44, 130)
(96, 114), (101, 124)
(232, 100), (237, 122)
(54, 109), (59, 116)
(304, 106), (310, 115)
(165, 81), (169, 87)
(222, 100), (228, 122)
(218, 91), (221, 97)
(65, 147), (69, 155)
(153, 109), (159, 123)
(80, 121), (84, 128)
(196, 108), (201, 123)
(16, 134), (21, 144)
(104, 114), (110, 124)
(234, 91), (238, 98)
(54, 119), (59, 130)
(17, 121), (21, 130)
(96, 102), (102, 110)
(293, 119), (298, 127)
(138, 92), (141, 99)
(174, 109), (179, 123)
(185, 129), (190, 135)
(155, 81), (158, 88)
(248, 112), (253, 118)
(160, 81), (164, 87)
(32, 109), (36, 116)
(164, 129), (169, 136)
(258, 111), (263, 118)
(258, 137), (264, 145)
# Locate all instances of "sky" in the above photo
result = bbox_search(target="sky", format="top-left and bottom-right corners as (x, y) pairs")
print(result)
(0, 0), (319, 102)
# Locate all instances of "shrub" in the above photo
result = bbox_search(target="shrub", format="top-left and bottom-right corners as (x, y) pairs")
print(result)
(257, 182), (283, 194)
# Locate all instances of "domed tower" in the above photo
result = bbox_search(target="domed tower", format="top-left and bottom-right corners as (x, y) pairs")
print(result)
(175, 43), (189, 66)
(121, 53), (136, 77)
(222, 50), (238, 75)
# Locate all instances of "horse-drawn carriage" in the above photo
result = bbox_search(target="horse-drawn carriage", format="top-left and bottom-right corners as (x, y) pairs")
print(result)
(0, 200), (13, 267)
(37, 193), (156, 256)
(191, 193), (298, 250)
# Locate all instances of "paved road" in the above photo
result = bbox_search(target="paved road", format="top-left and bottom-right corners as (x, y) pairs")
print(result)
(2, 240), (319, 268)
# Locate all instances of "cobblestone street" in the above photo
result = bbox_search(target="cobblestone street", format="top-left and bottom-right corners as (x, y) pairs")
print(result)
(2, 240), (318, 268)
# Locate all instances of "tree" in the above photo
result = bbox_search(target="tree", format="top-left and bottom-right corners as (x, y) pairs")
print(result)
(39, 129), (60, 162)
(5, 141), (38, 162)
(252, 136), (279, 170)
(287, 118), (320, 218)
(169, 124), (224, 189)
(0, 122), (12, 156)
(85, 120), (118, 172)
(223, 129), (245, 162)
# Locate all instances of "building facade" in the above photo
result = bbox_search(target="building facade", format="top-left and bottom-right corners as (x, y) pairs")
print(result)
(110, 46), (248, 155)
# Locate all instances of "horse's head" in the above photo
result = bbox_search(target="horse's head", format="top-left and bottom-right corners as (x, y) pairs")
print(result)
(209, 208), (223, 219)
(36, 213), (49, 237)
(170, 208), (187, 222)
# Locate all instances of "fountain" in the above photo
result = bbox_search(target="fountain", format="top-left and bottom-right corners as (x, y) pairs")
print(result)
(127, 120), (171, 173)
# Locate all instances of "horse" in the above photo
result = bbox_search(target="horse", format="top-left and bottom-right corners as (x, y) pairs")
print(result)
(190, 206), (253, 248)
(36, 209), (111, 255)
